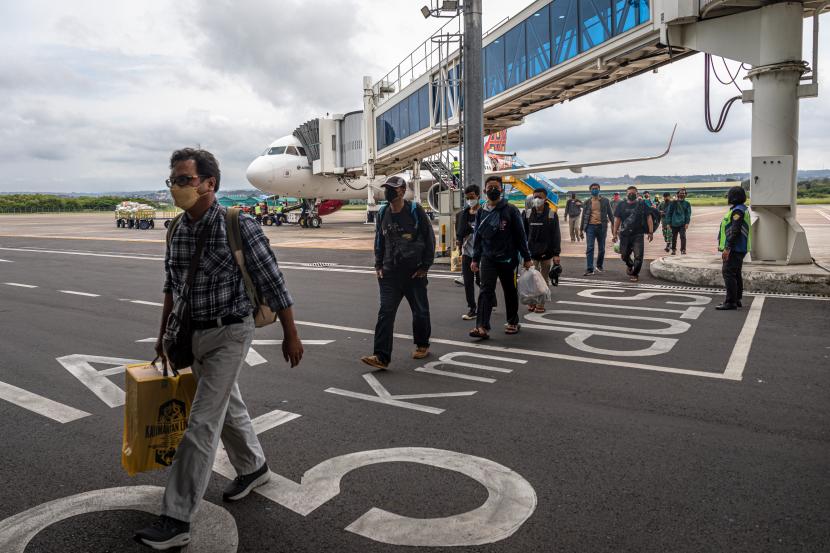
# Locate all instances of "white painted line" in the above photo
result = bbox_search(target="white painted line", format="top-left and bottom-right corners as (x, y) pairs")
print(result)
(0, 259), (12, 263)
(251, 408), (302, 434)
(326, 373), (477, 414)
(135, 337), (156, 343)
(297, 320), (740, 381)
(245, 348), (268, 366)
(3, 282), (37, 288)
(0, 246), (162, 261)
(815, 208), (830, 222)
(130, 300), (163, 306)
(0, 380), (91, 423)
(723, 296), (765, 381)
(58, 290), (100, 297)
(251, 339), (335, 346)
(557, 300), (706, 320)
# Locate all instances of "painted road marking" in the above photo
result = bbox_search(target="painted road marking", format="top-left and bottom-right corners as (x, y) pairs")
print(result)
(3, 282), (37, 288)
(723, 296), (765, 380)
(134, 337), (335, 367)
(58, 290), (100, 297)
(0, 486), (238, 553)
(415, 351), (527, 383)
(326, 374), (476, 414)
(815, 208), (830, 222)
(0, 259), (12, 263)
(122, 299), (164, 306)
(294, 320), (742, 380)
(0, 380), (91, 423)
(213, 409), (537, 546)
(558, 300), (706, 320)
(56, 355), (144, 408)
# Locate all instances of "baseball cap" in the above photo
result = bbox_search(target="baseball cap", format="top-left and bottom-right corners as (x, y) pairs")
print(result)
(382, 176), (407, 188)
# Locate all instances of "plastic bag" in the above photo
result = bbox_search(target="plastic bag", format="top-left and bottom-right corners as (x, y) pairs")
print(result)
(122, 362), (196, 476)
(518, 267), (551, 305)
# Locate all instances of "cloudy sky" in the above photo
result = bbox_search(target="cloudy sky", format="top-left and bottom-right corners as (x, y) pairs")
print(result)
(1, 1), (828, 193)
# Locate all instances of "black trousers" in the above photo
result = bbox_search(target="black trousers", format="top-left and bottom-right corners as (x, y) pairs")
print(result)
(373, 272), (431, 364)
(476, 258), (518, 330)
(620, 234), (645, 276)
(722, 251), (746, 305)
(461, 255), (480, 310)
(671, 226), (687, 252)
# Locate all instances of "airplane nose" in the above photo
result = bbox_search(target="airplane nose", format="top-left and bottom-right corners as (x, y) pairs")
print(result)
(246, 157), (272, 187)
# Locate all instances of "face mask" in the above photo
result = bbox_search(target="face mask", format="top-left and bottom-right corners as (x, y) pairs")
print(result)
(384, 187), (400, 202)
(486, 188), (501, 201)
(466, 199), (478, 208)
(627, 193), (637, 201)
(590, 188), (599, 196)
(171, 185), (206, 210)
(532, 198), (545, 208)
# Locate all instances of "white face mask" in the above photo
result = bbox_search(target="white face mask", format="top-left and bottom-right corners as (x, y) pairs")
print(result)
(466, 199), (478, 208)
(532, 198), (545, 208)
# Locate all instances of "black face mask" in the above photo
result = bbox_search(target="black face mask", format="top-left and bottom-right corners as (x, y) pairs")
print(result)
(627, 193), (637, 201)
(486, 188), (501, 201)
(384, 187), (400, 202)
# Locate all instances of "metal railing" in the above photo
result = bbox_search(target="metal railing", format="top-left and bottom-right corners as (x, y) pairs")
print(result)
(372, 13), (462, 106)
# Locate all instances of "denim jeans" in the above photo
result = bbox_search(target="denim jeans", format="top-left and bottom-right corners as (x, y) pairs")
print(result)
(373, 272), (431, 364)
(584, 223), (607, 271)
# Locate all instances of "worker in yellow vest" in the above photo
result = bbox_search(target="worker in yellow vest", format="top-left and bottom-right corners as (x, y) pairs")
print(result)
(717, 186), (751, 310)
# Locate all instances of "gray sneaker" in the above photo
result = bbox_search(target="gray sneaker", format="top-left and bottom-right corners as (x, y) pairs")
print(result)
(223, 463), (270, 502)
(134, 515), (190, 550)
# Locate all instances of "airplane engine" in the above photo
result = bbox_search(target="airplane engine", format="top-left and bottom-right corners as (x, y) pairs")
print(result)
(427, 182), (450, 212)
(317, 200), (344, 216)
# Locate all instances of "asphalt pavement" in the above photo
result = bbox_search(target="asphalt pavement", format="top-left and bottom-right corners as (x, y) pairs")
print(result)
(0, 221), (828, 553)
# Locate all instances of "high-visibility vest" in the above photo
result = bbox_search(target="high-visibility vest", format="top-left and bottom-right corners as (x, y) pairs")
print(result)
(255, 205), (262, 215)
(451, 161), (460, 175)
(718, 204), (751, 253)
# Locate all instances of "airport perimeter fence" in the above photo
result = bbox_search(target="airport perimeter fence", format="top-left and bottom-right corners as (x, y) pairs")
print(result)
(0, 207), (180, 217)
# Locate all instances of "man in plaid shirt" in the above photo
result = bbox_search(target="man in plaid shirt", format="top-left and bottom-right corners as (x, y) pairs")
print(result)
(135, 148), (303, 550)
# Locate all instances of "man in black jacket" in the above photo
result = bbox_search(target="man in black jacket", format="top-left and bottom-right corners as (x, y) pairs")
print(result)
(470, 176), (533, 339)
(523, 187), (561, 313)
(580, 182), (614, 276)
(455, 184), (481, 320)
(361, 176), (435, 369)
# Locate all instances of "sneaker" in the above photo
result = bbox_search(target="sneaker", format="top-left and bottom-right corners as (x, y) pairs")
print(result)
(664, 246), (670, 253)
(715, 302), (737, 310)
(583, 269), (595, 276)
(595, 268), (603, 273)
(360, 355), (388, 369)
(453, 278), (464, 287)
(671, 250), (677, 255)
(681, 250), (686, 255)
(134, 515), (190, 550)
(461, 309), (476, 320)
(223, 463), (270, 502)
(413, 346), (430, 359)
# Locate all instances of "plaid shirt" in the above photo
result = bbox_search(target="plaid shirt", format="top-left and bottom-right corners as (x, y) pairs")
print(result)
(163, 201), (293, 328)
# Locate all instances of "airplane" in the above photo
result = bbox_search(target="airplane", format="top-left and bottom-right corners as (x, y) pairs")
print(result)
(244, 125), (676, 227)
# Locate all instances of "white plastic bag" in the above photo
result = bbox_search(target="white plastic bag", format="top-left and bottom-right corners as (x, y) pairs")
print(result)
(518, 267), (550, 305)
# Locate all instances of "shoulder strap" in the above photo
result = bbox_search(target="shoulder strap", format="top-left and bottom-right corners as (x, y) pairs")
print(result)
(410, 201), (420, 232)
(225, 208), (258, 308)
(165, 213), (184, 246)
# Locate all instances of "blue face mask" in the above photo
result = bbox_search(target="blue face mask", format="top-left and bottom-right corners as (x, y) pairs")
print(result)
(590, 188), (599, 196)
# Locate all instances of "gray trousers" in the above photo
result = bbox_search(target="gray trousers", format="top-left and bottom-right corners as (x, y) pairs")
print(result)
(162, 315), (265, 522)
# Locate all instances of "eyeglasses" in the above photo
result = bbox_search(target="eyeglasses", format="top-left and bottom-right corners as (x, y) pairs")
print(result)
(165, 175), (207, 188)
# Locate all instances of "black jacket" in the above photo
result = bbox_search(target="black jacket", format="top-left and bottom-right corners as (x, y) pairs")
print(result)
(580, 196), (614, 230)
(374, 200), (435, 273)
(455, 206), (476, 244)
(472, 200), (531, 264)
(523, 206), (561, 260)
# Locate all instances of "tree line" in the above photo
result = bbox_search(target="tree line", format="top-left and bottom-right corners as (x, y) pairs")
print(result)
(0, 194), (162, 212)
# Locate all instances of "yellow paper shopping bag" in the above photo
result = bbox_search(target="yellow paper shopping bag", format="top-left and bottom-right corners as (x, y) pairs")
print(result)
(122, 362), (197, 476)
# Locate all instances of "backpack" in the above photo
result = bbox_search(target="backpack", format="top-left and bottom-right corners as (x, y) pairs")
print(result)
(225, 207), (277, 328)
(378, 200), (420, 232)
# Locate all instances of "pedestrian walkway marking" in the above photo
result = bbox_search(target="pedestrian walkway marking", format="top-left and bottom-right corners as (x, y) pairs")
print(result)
(0, 259), (12, 263)
(415, 352), (526, 383)
(723, 296), (765, 380)
(58, 290), (100, 297)
(3, 282), (37, 288)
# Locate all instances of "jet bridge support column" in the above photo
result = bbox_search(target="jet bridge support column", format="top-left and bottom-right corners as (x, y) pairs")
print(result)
(363, 75), (379, 223)
(664, 1), (815, 264)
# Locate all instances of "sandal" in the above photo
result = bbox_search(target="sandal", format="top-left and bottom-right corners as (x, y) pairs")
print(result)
(505, 324), (520, 335)
(469, 328), (490, 340)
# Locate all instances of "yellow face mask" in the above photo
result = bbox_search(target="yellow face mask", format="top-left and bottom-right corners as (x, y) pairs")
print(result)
(170, 184), (207, 210)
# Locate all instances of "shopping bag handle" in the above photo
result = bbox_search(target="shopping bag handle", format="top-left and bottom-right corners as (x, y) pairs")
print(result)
(151, 355), (179, 378)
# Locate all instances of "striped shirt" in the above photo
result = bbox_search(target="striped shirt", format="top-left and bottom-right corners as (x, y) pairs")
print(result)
(163, 201), (293, 329)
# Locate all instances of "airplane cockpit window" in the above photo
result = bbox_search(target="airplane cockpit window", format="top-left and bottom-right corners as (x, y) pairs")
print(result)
(285, 146), (299, 156)
(267, 146), (286, 155)
(297, 146), (306, 157)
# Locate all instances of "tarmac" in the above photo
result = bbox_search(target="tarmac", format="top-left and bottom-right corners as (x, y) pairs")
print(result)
(0, 209), (828, 552)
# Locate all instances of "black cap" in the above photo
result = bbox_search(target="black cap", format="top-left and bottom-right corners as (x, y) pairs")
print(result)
(382, 176), (407, 188)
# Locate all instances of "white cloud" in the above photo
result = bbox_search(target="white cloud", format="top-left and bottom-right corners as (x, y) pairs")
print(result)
(0, 2), (827, 193)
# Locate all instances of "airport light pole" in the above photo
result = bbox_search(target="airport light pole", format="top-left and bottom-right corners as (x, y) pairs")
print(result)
(462, 0), (483, 191)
